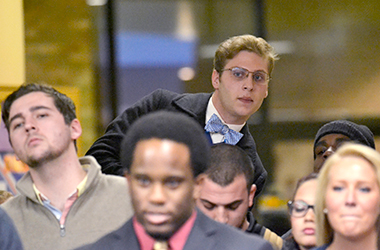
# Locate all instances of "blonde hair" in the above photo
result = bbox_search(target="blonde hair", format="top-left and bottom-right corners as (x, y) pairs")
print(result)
(213, 34), (279, 77)
(315, 143), (380, 246)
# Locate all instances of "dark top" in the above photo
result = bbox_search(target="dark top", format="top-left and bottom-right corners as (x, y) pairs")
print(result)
(76, 210), (274, 250)
(86, 89), (267, 195)
(281, 229), (300, 250)
(247, 211), (283, 250)
(312, 244), (329, 250)
(246, 211), (266, 236)
(0, 207), (24, 250)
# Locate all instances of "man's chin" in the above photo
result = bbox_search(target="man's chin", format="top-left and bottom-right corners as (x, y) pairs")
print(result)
(26, 151), (58, 168)
(145, 226), (174, 241)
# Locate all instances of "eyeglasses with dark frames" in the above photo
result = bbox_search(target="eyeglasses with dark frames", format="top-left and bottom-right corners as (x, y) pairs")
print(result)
(220, 67), (271, 85)
(288, 200), (314, 218)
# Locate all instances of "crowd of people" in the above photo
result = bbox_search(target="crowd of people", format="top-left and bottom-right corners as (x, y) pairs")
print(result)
(0, 34), (379, 250)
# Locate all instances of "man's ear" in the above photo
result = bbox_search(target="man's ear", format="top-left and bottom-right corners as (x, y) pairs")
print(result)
(211, 70), (220, 89)
(248, 184), (257, 207)
(70, 118), (82, 140)
(193, 174), (206, 200)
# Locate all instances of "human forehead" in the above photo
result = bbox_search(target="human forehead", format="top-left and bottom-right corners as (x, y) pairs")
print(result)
(294, 179), (317, 203)
(9, 92), (57, 118)
(328, 156), (378, 183)
(202, 175), (248, 198)
(225, 51), (268, 71)
(131, 138), (192, 174)
(316, 134), (351, 146)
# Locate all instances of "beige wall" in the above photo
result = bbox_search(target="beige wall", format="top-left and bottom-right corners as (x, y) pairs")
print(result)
(23, 1), (97, 156)
(0, 1), (97, 156)
(0, 0), (25, 86)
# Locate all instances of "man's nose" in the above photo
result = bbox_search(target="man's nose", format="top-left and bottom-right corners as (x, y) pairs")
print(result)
(149, 184), (166, 205)
(323, 147), (335, 159)
(24, 118), (36, 132)
(214, 207), (228, 224)
(242, 75), (255, 91)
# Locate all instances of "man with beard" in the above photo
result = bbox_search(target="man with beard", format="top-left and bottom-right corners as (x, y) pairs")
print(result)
(196, 144), (283, 250)
(1, 83), (133, 250)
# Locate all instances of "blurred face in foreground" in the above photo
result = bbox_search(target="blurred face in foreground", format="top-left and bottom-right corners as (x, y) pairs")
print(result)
(325, 156), (380, 242)
(127, 138), (200, 240)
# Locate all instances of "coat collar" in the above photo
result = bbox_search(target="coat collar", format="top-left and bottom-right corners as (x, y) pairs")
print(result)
(172, 92), (212, 126)
(15, 156), (102, 203)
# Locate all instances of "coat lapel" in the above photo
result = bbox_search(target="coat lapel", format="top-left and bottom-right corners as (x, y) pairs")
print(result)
(116, 219), (140, 249)
(183, 211), (217, 250)
(172, 92), (212, 127)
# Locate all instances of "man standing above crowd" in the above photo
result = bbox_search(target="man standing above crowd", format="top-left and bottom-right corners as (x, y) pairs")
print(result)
(1, 83), (133, 250)
(86, 34), (278, 196)
(196, 144), (282, 250)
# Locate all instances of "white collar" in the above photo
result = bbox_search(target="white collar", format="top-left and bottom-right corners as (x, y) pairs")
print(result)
(206, 95), (245, 132)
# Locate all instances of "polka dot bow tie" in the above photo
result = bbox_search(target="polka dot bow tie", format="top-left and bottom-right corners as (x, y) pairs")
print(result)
(204, 114), (243, 145)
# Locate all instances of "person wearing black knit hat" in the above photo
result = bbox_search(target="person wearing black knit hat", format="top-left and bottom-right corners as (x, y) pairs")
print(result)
(313, 119), (375, 172)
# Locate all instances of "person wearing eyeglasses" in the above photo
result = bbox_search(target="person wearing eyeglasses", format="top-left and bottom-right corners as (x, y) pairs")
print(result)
(86, 34), (279, 197)
(282, 173), (318, 250)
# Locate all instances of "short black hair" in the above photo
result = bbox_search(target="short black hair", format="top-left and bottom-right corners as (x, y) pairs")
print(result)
(206, 144), (254, 191)
(120, 111), (210, 178)
(2, 83), (76, 131)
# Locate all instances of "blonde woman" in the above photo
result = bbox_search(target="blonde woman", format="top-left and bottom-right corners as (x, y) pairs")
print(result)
(314, 143), (380, 250)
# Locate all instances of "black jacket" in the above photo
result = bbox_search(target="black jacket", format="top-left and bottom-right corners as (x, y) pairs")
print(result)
(76, 210), (274, 250)
(86, 89), (267, 195)
(281, 229), (300, 250)
(246, 212), (283, 250)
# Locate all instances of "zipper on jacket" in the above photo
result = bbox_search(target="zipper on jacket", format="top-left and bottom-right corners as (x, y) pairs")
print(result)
(60, 224), (66, 237)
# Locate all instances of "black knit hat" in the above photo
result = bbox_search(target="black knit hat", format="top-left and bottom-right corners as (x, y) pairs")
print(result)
(313, 120), (375, 158)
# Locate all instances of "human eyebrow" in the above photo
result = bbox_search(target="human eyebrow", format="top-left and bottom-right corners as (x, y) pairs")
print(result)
(314, 142), (328, 155)
(336, 138), (351, 142)
(30, 106), (52, 113)
(314, 141), (327, 148)
(9, 113), (23, 125)
(10, 106), (53, 125)
(335, 138), (351, 145)
(225, 200), (243, 209)
(164, 176), (184, 188)
(132, 173), (150, 180)
(200, 199), (216, 207)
